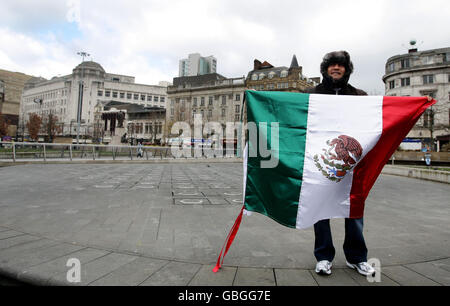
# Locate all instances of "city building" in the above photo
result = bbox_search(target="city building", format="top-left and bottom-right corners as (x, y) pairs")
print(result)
(99, 101), (166, 145)
(383, 46), (450, 151)
(167, 73), (245, 144)
(245, 55), (320, 92)
(0, 69), (34, 137)
(179, 53), (217, 77)
(20, 61), (168, 142)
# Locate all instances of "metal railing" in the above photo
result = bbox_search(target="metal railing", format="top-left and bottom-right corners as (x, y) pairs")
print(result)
(0, 142), (238, 162)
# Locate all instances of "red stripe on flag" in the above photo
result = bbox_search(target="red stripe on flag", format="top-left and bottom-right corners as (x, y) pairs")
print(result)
(213, 206), (245, 273)
(349, 96), (436, 218)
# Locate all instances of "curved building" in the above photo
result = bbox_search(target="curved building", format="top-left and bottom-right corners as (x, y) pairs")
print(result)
(20, 61), (168, 142)
(382, 47), (450, 150)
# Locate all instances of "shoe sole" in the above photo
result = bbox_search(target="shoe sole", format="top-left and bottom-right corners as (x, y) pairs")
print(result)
(346, 262), (375, 277)
(316, 270), (332, 276)
(315, 265), (332, 276)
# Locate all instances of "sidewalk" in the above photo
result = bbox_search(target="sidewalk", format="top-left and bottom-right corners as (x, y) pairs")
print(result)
(0, 163), (448, 286)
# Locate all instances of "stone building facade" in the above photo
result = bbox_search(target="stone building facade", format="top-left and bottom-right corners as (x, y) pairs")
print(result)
(20, 61), (168, 142)
(166, 73), (245, 143)
(0, 69), (34, 137)
(245, 55), (319, 92)
(383, 47), (450, 150)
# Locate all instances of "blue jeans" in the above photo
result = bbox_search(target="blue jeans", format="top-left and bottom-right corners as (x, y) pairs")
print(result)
(314, 218), (368, 264)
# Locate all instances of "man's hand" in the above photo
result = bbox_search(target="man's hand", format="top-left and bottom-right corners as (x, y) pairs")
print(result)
(425, 95), (433, 102)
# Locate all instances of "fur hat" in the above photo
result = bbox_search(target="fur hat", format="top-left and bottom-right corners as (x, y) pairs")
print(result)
(320, 51), (354, 76)
(320, 51), (354, 88)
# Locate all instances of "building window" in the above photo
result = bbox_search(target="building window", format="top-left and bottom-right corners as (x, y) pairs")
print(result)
(208, 110), (212, 118)
(222, 95), (226, 105)
(423, 109), (433, 128)
(252, 74), (258, 81)
(221, 108), (226, 118)
(401, 78), (410, 87)
(388, 62), (395, 72)
(235, 114), (240, 121)
(280, 70), (288, 77)
(235, 105), (240, 113)
(113, 92), (118, 98)
(192, 109), (197, 117)
(235, 94), (240, 101)
(389, 80), (395, 89)
(147, 95), (152, 101)
(193, 97), (197, 106)
(209, 96), (213, 105)
(423, 75), (434, 84)
(258, 73), (265, 80)
(154, 96), (159, 102)
(201, 97), (205, 106)
(141, 94), (145, 101)
(127, 93), (132, 99)
(444, 52), (450, 62)
(120, 92), (125, 99)
(105, 91), (110, 97)
(401, 59), (410, 69)
(268, 72), (275, 79)
(97, 90), (103, 96)
(160, 97), (165, 103)
(423, 55), (434, 65)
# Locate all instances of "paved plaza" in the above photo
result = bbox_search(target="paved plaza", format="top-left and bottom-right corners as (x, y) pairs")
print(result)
(0, 162), (449, 286)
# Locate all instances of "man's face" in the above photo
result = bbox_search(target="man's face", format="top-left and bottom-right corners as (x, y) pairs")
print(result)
(327, 63), (346, 81)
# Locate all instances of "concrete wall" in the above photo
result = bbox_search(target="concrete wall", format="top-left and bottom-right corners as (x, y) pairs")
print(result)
(390, 151), (450, 162)
(382, 165), (449, 184)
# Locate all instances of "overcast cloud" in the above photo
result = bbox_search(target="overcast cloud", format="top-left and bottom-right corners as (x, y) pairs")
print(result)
(1, 0), (449, 94)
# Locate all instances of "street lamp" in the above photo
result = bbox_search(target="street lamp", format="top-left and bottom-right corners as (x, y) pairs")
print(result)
(76, 51), (90, 144)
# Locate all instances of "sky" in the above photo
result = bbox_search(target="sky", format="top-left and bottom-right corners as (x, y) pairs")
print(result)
(1, 0), (449, 94)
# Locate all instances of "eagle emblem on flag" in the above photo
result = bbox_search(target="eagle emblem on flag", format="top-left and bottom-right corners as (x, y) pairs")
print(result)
(314, 135), (363, 182)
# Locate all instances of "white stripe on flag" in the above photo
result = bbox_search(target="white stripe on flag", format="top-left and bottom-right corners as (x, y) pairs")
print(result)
(296, 94), (383, 229)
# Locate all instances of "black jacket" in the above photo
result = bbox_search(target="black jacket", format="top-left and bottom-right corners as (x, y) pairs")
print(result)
(305, 77), (367, 96)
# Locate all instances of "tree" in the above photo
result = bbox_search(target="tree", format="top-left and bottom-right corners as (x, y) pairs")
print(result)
(0, 113), (10, 139)
(42, 113), (61, 142)
(26, 113), (42, 141)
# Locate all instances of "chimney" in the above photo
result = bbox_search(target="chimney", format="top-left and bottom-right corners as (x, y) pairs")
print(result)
(254, 59), (262, 70)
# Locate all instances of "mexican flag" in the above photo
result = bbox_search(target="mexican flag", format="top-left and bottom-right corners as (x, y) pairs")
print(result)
(213, 90), (435, 272)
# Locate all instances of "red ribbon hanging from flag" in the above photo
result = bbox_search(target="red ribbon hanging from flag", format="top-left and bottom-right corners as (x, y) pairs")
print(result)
(212, 205), (245, 273)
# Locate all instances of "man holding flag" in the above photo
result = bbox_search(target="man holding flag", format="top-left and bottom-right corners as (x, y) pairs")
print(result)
(213, 51), (435, 278)
(305, 50), (373, 276)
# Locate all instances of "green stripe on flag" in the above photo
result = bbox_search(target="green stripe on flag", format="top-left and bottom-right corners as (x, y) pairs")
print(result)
(244, 91), (309, 228)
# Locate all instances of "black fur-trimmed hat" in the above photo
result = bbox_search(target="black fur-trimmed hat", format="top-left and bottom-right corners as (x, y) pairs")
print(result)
(320, 51), (354, 76)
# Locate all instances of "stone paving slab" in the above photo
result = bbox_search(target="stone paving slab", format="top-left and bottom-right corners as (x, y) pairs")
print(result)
(17, 248), (110, 285)
(381, 266), (441, 286)
(188, 265), (237, 286)
(274, 269), (317, 286)
(139, 261), (202, 286)
(0, 163), (449, 286)
(405, 262), (450, 285)
(233, 267), (276, 286)
(47, 252), (138, 286)
(89, 256), (169, 286)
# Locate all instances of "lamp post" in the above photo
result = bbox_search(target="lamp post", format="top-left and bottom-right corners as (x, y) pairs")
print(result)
(76, 51), (90, 144)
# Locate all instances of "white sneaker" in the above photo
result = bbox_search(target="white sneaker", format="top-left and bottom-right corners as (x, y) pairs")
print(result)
(346, 261), (376, 277)
(315, 260), (332, 275)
